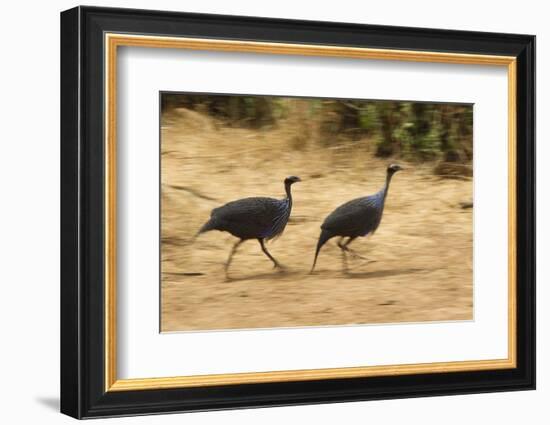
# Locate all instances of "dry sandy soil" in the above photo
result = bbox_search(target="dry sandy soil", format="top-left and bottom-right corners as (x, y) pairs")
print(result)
(161, 108), (473, 332)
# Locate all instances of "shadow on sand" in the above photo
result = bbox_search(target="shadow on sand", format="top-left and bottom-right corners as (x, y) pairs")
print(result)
(224, 267), (425, 282)
(343, 267), (426, 279)
(225, 269), (301, 283)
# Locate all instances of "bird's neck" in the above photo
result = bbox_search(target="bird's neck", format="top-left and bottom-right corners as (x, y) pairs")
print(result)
(284, 183), (293, 207)
(382, 171), (395, 200)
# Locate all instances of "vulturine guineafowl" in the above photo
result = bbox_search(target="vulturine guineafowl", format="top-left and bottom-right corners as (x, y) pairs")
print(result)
(197, 176), (301, 275)
(311, 164), (403, 273)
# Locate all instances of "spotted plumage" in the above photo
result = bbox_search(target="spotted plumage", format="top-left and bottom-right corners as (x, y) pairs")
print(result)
(197, 176), (301, 275)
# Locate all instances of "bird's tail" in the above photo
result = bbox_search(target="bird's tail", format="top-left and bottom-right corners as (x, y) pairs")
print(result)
(310, 229), (332, 273)
(193, 218), (217, 242)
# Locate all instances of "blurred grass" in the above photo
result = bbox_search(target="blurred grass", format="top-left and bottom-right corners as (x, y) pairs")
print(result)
(162, 94), (473, 165)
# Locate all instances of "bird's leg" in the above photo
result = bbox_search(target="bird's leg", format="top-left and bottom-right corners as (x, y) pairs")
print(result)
(341, 249), (349, 273)
(342, 237), (371, 261)
(337, 237), (350, 273)
(225, 239), (244, 276)
(258, 239), (283, 269)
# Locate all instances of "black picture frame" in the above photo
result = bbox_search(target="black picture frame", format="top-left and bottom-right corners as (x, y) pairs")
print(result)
(61, 5), (535, 419)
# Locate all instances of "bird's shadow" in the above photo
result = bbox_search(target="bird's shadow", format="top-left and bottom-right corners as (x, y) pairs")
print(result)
(342, 267), (426, 279)
(225, 269), (299, 282)
(225, 267), (425, 282)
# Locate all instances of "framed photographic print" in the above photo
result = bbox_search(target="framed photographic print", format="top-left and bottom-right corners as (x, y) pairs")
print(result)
(60, 6), (535, 419)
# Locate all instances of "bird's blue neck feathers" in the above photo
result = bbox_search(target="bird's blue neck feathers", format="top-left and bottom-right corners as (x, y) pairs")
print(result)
(371, 171), (395, 210)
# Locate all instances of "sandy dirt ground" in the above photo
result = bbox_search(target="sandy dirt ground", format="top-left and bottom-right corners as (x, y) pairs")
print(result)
(161, 108), (473, 332)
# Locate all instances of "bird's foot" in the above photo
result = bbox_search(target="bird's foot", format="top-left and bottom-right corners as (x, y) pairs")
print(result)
(347, 250), (371, 262)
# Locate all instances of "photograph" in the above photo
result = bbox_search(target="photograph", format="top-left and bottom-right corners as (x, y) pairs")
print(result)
(160, 93), (474, 332)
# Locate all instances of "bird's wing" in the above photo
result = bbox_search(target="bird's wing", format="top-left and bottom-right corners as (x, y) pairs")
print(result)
(212, 197), (282, 229)
(321, 196), (380, 236)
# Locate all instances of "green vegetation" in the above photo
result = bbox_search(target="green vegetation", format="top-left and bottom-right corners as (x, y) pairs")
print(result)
(162, 94), (472, 162)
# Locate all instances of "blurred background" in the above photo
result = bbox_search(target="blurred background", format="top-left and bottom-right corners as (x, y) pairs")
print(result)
(160, 93), (473, 332)
(162, 94), (473, 165)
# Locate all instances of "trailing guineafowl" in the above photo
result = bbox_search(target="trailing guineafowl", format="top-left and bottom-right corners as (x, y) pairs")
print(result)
(311, 164), (403, 273)
(197, 176), (301, 275)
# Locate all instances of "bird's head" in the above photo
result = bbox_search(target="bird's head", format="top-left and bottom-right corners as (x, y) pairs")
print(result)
(284, 176), (302, 185)
(387, 164), (404, 175)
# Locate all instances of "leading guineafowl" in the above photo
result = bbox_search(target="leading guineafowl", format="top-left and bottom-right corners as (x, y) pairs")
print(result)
(197, 176), (301, 275)
(311, 164), (403, 273)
